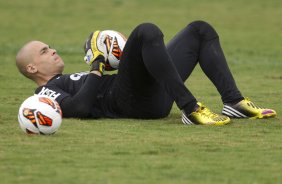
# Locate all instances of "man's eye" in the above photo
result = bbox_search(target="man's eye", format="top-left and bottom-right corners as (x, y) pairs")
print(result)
(41, 49), (48, 54)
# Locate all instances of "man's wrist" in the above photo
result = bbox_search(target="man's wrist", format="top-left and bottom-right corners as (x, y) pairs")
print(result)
(90, 70), (102, 76)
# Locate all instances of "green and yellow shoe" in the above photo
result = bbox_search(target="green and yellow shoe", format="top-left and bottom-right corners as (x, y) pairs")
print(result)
(182, 102), (231, 125)
(222, 98), (277, 119)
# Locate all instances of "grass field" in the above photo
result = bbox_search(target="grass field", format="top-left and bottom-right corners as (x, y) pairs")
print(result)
(0, 0), (282, 183)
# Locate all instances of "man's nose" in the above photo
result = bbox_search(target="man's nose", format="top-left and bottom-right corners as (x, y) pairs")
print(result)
(51, 49), (57, 55)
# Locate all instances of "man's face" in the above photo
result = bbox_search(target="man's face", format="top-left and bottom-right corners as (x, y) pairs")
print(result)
(30, 41), (64, 75)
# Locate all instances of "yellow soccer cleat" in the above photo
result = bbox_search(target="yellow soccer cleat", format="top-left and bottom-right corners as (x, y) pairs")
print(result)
(222, 98), (277, 119)
(182, 102), (231, 125)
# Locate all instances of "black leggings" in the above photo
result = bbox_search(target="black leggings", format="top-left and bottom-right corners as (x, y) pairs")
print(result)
(111, 21), (243, 119)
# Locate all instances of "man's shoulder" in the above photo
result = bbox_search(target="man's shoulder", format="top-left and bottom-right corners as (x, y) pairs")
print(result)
(34, 74), (68, 98)
(47, 72), (89, 83)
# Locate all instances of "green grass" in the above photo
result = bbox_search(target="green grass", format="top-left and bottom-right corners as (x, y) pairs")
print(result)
(0, 0), (282, 183)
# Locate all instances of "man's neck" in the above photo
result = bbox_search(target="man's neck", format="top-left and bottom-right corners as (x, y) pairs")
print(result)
(35, 74), (57, 86)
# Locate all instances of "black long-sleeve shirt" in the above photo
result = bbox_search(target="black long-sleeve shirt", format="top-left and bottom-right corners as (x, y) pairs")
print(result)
(34, 72), (118, 118)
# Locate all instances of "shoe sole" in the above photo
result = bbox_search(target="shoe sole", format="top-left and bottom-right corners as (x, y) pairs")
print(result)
(222, 105), (277, 119)
(182, 114), (231, 126)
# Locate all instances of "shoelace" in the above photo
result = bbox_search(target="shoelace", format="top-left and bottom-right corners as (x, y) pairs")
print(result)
(197, 105), (218, 119)
(244, 98), (262, 109)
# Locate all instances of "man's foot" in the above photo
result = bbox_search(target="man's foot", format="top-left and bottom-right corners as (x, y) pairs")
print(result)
(222, 98), (277, 119)
(182, 102), (231, 125)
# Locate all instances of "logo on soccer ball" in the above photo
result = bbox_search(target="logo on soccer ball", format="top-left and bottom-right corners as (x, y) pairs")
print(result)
(36, 111), (53, 127)
(112, 37), (123, 60)
(104, 35), (123, 60)
(22, 107), (53, 127)
(23, 108), (38, 127)
(39, 96), (62, 116)
(39, 97), (55, 109)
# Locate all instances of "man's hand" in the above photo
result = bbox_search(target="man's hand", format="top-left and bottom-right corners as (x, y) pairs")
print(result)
(89, 55), (105, 75)
(84, 30), (106, 65)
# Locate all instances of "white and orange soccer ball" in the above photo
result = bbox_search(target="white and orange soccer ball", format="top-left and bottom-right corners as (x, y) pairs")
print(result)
(18, 95), (62, 135)
(97, 30), (127, 70)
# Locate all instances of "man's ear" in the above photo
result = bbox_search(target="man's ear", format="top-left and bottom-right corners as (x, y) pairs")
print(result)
(26, 63), (37, 74)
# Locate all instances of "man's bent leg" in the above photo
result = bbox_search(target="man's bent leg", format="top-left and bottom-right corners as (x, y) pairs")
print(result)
(167, 20), (243, 104)
(113, 23), (197, 118)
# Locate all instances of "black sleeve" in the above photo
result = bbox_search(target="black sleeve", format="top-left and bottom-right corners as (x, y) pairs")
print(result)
(60, 73), (102, 118)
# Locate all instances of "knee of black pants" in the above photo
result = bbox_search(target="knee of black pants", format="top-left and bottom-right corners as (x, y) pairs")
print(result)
(135, 23), (164, 43)
(188, 20), (219, 41)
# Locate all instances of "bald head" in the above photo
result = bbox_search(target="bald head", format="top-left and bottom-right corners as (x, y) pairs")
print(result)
(16, 41), (39, 79)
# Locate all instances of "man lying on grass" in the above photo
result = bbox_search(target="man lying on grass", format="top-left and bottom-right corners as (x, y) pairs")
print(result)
(16, 21), (276, 125)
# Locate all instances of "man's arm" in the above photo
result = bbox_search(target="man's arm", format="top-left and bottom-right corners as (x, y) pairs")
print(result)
(59, 30), (107, 118)
(60, 72), (102, 118)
